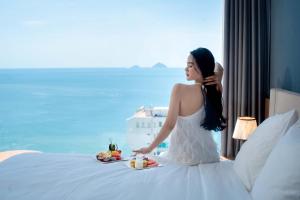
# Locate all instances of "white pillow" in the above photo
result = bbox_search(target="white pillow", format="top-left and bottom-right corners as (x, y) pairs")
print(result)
(233, 110), (298, 191)
(251, 119), (300, 200)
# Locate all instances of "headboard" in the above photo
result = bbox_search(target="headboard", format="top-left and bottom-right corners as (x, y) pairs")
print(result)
(269, 88), (300, 116)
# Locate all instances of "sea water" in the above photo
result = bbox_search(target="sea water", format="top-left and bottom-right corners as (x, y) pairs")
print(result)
(0, 68), (221, 155)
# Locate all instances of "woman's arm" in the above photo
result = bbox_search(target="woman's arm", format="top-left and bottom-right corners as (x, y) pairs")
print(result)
(133, 84), (181, 154)
(215, 62), (224, 82)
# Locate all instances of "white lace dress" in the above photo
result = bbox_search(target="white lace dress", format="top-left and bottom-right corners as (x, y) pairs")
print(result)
(164, 106), (219, 165)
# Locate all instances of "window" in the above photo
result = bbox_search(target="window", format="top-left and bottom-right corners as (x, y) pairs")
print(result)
(0, 1), (223, 155)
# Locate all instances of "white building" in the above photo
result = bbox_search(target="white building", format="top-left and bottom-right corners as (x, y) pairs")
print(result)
(126, 106), (171, 155)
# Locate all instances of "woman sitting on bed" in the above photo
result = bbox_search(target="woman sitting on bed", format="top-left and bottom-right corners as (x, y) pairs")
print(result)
(134, 47), (226, 165)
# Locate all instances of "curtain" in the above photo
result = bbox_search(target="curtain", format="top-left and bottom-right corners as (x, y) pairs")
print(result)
(221, 0), (271, 158)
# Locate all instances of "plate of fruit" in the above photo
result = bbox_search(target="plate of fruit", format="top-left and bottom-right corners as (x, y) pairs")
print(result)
(128, 155), (161, 170)
(96, 141), (124, 163)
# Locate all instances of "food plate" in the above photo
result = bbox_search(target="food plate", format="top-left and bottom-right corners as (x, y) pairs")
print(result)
(96, 150), (127, 164)
(125, 161), (163, 170)
(98, 158), (128, 164)
(126, 155), (163, 170)
(96, 155), (129, 163)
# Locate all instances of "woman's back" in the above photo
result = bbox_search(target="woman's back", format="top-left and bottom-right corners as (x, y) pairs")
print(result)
(166, 84), (219, 165)
(178, 84), (204, 117)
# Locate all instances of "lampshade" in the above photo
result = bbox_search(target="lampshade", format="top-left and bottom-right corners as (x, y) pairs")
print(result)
(233, 117), (257, 140)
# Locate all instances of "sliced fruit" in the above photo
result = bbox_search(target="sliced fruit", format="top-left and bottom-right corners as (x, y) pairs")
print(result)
(111, 151), (120, 157)
(148, 163), (159, 167)
(115, 156), (121, 160)
(143, 160), (148, 168)
(147, 159), (156, 165)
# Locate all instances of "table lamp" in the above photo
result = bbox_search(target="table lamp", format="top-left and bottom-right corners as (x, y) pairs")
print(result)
(233, 117), (257, 140)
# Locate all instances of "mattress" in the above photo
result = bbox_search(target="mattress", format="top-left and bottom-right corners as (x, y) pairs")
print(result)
(0, 153), (251, 200)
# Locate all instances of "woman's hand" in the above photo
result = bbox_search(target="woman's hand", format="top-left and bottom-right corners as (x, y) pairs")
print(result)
(203, 62), (223, 92)
(203, 74), (222, 92)
(133, 147), (152, 155)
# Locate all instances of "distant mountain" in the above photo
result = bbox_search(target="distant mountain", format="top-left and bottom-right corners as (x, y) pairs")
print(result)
(152, 62), (167, 69)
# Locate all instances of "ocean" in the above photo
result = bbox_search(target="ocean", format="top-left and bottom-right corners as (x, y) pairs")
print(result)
(0, 68), (220, 156)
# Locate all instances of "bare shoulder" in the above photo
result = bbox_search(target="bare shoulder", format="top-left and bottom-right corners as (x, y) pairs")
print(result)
(172, 83), (189, 92)
(173, 83), (198, 91)
(171, 83), (186, 97)
(173, 83), (190, 89)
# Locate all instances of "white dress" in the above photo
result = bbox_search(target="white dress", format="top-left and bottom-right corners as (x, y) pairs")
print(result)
(165, 106), (220, 165)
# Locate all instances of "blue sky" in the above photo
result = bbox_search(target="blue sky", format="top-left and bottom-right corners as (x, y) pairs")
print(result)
(0, 0), (223, 68)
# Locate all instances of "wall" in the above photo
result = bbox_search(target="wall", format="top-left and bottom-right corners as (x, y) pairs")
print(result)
(270, 0), (300, 93)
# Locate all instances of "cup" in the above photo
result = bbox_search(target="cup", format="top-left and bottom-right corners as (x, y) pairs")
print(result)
(135, 154), (143, 169)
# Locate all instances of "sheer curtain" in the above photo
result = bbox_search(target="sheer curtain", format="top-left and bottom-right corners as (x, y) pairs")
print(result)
(221, 0), (271, 158)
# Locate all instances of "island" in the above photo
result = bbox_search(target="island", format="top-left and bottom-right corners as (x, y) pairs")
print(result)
(151, 62), (167, 69)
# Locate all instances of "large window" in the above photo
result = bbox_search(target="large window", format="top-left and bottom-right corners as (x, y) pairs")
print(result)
(0, 1), (223, 155)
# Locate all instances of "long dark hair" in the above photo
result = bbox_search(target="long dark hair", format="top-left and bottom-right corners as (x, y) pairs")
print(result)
(190, 47), (226, 131)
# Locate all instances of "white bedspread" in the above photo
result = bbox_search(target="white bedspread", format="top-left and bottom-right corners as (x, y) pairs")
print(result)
(0, 153), (251, 200)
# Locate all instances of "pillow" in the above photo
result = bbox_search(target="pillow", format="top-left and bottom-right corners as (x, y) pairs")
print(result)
(233, 110), (298, 191)
(251, 119), (300, 200)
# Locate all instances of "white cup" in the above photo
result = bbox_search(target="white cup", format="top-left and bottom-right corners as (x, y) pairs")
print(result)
(135, 155), (143, 169)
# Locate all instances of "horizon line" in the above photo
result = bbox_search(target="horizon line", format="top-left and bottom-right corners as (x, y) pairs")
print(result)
(0, 66), (184, 70)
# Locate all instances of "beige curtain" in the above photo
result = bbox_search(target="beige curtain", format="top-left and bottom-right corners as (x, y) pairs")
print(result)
(221, 0), (271, 158)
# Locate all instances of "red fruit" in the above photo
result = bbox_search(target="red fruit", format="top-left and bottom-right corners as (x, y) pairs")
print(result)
(111, 151), (120, 157)
(148, 163), (159, 167)
(147, 159), (156, 165)
(117, 150), (122, 154)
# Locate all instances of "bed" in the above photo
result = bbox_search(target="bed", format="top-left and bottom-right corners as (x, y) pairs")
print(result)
(0, 88), (299, 200)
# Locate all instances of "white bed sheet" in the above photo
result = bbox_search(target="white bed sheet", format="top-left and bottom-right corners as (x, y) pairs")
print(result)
(0, 153), (251, 200)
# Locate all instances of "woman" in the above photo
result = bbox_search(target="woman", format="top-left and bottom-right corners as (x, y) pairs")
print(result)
(134, 47), (226, 165)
